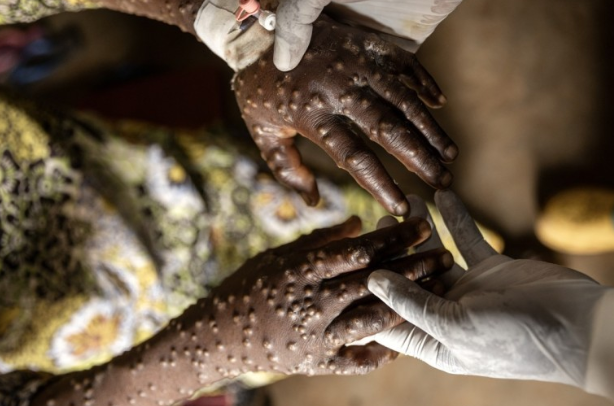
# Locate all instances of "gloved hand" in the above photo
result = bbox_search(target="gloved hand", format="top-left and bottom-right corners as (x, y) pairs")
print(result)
(274, 0), (463, 71)
(366, 190), (610, 390)
(274, 0), (345, 71)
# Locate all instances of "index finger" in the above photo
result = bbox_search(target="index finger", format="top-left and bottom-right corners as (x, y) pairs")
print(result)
(434, 190), (497, 267)
(406, 194), (466, 287)
(303, 217), (431, 279)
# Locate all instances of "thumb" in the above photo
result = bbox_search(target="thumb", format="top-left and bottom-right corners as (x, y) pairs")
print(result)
(371, 323), (464, 375)
(368, 270), (453, 340)
(274, 0), (330, 71)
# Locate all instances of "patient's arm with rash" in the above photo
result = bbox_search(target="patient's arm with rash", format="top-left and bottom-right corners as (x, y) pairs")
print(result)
(30, 217), (451, 406)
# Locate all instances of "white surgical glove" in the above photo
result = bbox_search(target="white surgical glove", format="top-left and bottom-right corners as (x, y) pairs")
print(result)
(274, 0), (463, 71)
(367, 190), (614, 398)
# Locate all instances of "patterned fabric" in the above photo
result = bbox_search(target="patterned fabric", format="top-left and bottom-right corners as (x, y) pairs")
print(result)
(0, 370), (53, 406)
(0, 92), (388, 403)
(0, 0), (91, 25)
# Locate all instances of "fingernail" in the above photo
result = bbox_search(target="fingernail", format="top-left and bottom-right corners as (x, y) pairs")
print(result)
(392, 199), (410, 216)
(443, 144), (458, 161)
(439, 171), (453, 188)
(416, 218), (431, 237)
(300, 191), (319, 207)
(273, 44), (293, 72)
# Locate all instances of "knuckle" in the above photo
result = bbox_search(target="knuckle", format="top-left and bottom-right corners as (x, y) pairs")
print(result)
(343, 150), (374, 172)
(372, 120), (403, 145)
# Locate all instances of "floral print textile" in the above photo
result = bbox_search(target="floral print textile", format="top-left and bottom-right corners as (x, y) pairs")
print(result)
(0, 93), (388, 404)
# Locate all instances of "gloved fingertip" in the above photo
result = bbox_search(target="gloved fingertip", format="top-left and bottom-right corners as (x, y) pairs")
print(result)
(434, 188), (455, 203)
(434, 189), (462, 215)
(273, 37), (306, 72)
(273, 22), (313, 71)
(273, 50), (298, 72)
(368, 270), (395, 299)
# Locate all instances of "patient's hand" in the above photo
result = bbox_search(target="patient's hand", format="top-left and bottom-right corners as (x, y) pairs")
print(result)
(214, 215), (452, 375)
(30, 216), (452, 405)
(234, 15), (457, 216)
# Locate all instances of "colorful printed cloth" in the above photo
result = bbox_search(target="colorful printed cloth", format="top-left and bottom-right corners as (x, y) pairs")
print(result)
(0, 1), (387, 402)
(0, 91), (388, 404)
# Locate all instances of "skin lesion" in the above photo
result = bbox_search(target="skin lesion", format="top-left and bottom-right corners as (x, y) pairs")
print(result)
(234, 16), (455, 215)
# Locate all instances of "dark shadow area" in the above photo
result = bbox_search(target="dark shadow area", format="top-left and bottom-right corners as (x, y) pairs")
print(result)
(7, 10), (239, 131)
(536, 0), (614, 209)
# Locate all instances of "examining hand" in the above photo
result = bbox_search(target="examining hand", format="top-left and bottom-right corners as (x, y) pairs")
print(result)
(273, 0), (463, 72)
(234, 16), (456, 216)
(366, 190), (610, 389)
(274, 0), (343, 72)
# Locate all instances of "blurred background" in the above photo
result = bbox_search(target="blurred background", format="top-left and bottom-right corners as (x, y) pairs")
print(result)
(3, 0), (613, 404)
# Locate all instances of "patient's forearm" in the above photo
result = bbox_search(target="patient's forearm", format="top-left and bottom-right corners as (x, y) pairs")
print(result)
(30, 295), (243, 406)
(97, 0), (203, 35)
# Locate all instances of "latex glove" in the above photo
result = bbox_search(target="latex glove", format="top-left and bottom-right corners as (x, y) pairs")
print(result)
(234, 15), (455, 215)
(274, 0), (349, 71)
(274, 0), (463, 71)
(367, 190), (610, 389)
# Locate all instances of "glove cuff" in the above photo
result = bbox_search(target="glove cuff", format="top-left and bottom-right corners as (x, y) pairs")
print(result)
(584, 289), (614, 401)
(327, 0), (462, 51)
(194, 0), (274, 71)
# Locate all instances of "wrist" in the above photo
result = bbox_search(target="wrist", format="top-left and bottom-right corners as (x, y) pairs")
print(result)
(194, 0), (275, 71)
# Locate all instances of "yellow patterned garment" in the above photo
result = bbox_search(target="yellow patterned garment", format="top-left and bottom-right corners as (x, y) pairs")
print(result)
(0, 92), (389, 403)
(0, 0), (388, 400)
(0, 0), (91, 24)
